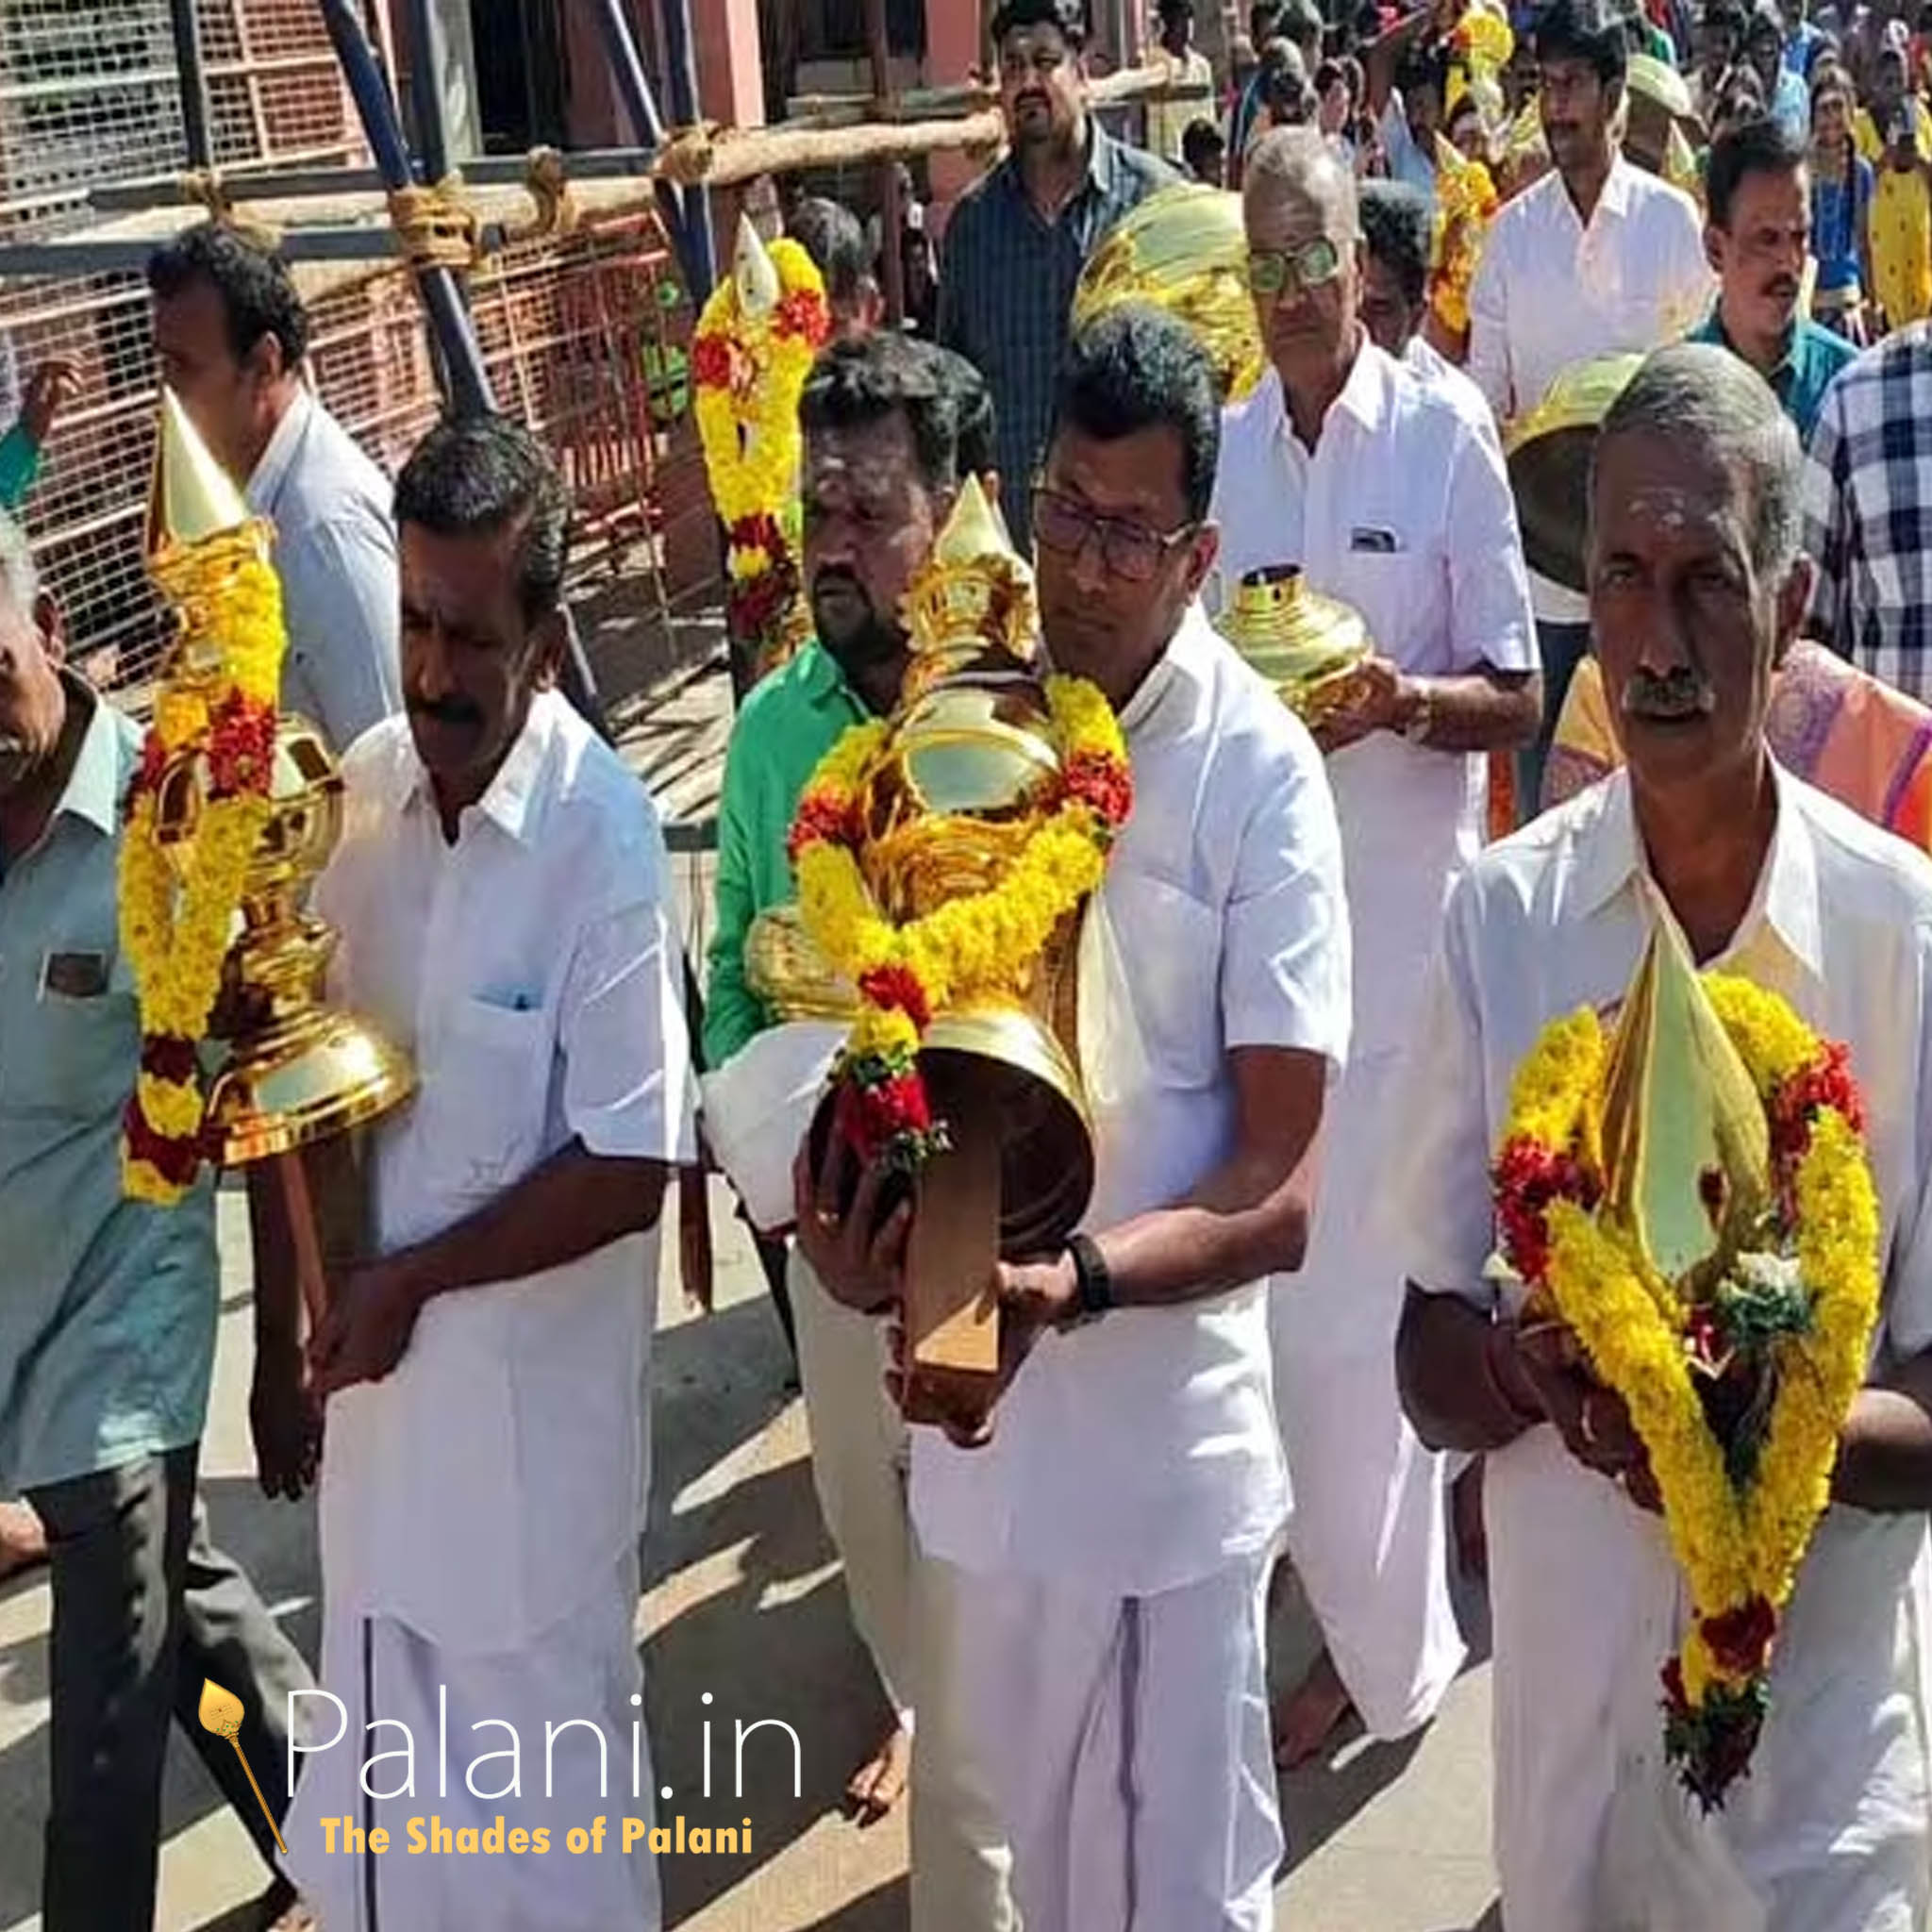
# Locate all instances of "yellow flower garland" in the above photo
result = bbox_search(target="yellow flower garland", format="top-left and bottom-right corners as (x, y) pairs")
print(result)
(793, 677), (1127, 1020)
(692, 238), (826, 530)
(120, 538), (286, 1204)
(1497, 975), (1881, 1735)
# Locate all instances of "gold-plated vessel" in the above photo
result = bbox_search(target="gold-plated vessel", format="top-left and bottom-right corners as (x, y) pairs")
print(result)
(1215, 565), (1374, 729)
(1598, 914), (1771, 1295)
(1505, 352), (1644, 593)
(743, 904), (858, 1022)
(146, 389), (413, 1170)
(833, 475), (1095, 1259)
(1071, 183), (1265, 403)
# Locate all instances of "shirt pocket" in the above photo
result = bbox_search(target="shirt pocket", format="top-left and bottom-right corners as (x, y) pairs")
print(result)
(1, 945), (139, 1123)
(1333, 543), (1436, 665)
(417, 996), (553, 1199)
(1097, 871), (1224, 1091)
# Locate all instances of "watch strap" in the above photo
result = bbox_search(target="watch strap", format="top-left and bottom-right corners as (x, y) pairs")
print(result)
(1066, 1233), (1114, 1323)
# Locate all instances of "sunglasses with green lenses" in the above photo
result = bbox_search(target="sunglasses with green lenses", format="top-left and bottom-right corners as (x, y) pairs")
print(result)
(1245, 235), (1345, 298)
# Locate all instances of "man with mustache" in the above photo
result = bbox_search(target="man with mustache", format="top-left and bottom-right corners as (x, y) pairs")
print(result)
(937, 0), (1173, 541)
(1467, 0), (1710, 816)
(1690, 115), (1856, 442)
(271, 415), (694, 1930)
(1395, 341), (1932, 1930)
(1210, 125), (1540, 1769)
(702, 332), (1017, 1926)
(808, 304), (1350, 1932)
(0, 510), (311, 1929)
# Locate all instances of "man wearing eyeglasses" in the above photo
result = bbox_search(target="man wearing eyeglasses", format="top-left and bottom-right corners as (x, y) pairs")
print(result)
(937, 0), (1174, 543)
(1209, 125), (1540, 1773)
(833, 304), (1351, 1932)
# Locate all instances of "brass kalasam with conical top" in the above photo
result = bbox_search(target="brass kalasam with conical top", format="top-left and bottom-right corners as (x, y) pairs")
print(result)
(1597, 912), (1772, 1294)
(1071, 183), (1264, 403)
(1506, 352), (1644, 593)
(146, 388), (413, 1168)
(830, 475), (1095, 1262)
(1214, 565), (1374, 729)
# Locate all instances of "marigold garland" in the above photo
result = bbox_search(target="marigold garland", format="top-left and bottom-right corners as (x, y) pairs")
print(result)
(1491, 974), (1881, 1809)
(790, 676), (1132, 1172)
(119, 539), (285, 1204)
(692, 237), (829, 680)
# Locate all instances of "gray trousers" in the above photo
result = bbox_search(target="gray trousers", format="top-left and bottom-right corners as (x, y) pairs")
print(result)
(28, 1441), (313, 1931)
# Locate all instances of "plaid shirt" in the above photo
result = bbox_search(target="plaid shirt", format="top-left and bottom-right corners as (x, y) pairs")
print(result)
(1804, 325), (1932, 699)
(938, 120), (1175, 541)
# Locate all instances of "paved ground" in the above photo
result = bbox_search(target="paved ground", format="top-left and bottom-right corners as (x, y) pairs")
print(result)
(0, 625), (1506, 1929)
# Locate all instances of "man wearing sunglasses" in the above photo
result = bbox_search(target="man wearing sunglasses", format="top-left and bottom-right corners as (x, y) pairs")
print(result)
(937, 0), (1174, 543)
(1210, 125), (1540, 1773)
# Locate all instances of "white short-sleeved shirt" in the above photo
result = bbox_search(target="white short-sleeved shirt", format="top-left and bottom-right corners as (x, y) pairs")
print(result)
(1391, 762), (1932, 1930)
(1210, 341), (1537, 1058)
(313, 691), (696, 1653)
(1466, 157), (1712, 625)
(909, 605), (1353, 1595)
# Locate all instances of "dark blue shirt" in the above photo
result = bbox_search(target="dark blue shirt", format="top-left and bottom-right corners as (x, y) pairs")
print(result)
(937, 121), (1176, 539)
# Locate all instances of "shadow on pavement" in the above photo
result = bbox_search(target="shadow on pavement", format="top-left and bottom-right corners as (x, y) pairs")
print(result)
(645, 1294), (900, 1925)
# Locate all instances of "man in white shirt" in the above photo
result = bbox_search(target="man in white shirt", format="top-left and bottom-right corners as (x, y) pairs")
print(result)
(1467, 0), (1710, 817)
(270, 416), (694, 1930)
(1211, 126), (1541, 1766)
(801, 305), (1351, 1931)
(1394, 342), (1932, 1930)
(149, 224), (401, 752)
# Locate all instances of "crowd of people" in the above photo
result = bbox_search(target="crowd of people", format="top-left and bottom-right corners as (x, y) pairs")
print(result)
(7, 0), (1932, 1925)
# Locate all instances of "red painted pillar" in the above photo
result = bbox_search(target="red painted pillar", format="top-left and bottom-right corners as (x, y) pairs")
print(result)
(926, 0), (990, 227)
(691, 0), (764, 132)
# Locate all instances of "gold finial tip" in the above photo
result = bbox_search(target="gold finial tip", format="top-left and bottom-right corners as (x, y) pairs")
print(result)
(152, 387), (248, 549)
(732, 212), (779, 319)
(1599, 908), (1772, 1288)
(931, 473), (1013, 569)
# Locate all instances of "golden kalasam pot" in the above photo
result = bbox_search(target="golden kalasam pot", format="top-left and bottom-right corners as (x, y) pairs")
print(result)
(1071, 183), (1265, 403)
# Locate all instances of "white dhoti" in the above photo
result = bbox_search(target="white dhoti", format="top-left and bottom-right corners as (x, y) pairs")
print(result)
(790, 1247), (1017, 1929)
(1270, 1049), (1466, 1738)
(925, 1551), (1279, 1932)
(789, 1245), (914, 1719)
(286, 1552), (658, 1932)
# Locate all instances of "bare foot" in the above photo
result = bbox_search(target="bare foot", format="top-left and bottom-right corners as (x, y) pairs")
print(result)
(1273, 1647), (1355, 1770)
(1453, 1460), (1489, 1582)
(844, 1721), (910, 1825)
(0, 1499), (46, 1584)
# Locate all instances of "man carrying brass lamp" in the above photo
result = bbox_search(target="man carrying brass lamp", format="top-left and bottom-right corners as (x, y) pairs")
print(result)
(1211, 124), (1539, 1770)
(806, 306), (1351, 1931)
(270, 416), (694, 1930)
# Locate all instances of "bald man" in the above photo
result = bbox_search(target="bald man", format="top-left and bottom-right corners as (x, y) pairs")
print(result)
(1209, 126), (1541, 1767)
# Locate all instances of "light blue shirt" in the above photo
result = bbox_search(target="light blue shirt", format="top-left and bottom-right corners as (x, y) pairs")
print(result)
(246, 388), (402, 753)
(1767, 62), (1810, 142)
(0, 684), (218, 1492)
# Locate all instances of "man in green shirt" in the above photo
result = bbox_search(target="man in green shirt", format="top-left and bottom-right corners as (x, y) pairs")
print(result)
(704, 332), (1014, 1925)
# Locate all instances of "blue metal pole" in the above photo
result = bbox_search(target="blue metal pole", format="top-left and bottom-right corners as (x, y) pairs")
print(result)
(316, 0), (609, 732)
(581, 0), (709, 300)
(317, 0), (492, 417)
(656, 0), (716, 298)
(400, 0), (454, 185)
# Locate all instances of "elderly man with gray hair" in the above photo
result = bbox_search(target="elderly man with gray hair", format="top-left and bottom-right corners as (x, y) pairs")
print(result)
(0, 512), (311, 1929)
(1393, 341), (1932, 1929)
(1210, 123), (1540, 1769)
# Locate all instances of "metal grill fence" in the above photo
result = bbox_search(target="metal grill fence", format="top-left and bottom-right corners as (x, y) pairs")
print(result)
(0, 0), (368, 239)
(9, 208), (706, 701)
(0, 0), (717, 708)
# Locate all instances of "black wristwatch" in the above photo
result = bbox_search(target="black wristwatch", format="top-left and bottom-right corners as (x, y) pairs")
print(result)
(1060, 1233), (1115, 1328)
